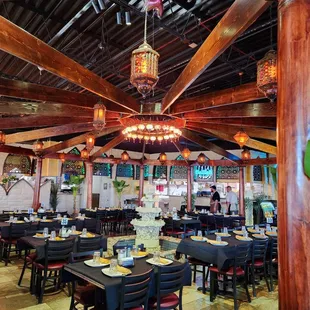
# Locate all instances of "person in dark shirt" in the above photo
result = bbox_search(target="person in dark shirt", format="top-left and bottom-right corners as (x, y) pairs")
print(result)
(210, 185), (221, 213)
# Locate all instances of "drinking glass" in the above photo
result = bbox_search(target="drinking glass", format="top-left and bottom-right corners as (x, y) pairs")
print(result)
(241, 226), (246, 232)
(254, 224), (259, 231)
(216, 236), (222, 243)
(271, 226), (277, 232)
(43, 227), (49, 237)
(71, 225), (76, 234)
(132, 246), (138, 256)
(78, 213), (82, 218)
(266, 224), (271, 231)
(13, 217), (18, 223)
(9, 216), (13, 222)
(260, 228), (265, 235)
(30, 216), (34, 222)
(43, 216), (47, 220)
(93, 251), (101, 264)
(243, 231), (248, 239)
(223, 227), (228, 234)
(82, 228), (87, 237)
(64, 215), (67, 218)
(197, 230), (202, 237)
(50, 231), (56, 240)
(153, 251), (160, 263)
(57, 213), (61, 219)
(109, 259), (117, 273)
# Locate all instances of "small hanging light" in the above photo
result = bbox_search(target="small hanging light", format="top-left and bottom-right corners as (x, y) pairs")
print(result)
(81, 148), (90, 160)
(257, 50), (277, 102)
(197, 153), (206, 165)
(59, 153), (66, 163)
(33, 140), (44, 157)
(159, 152), (167, 164)
(86, 133), (95, 151)
(241, 148), (251, 161)
(0, 131), (5, 145)
(234, 130), (249, 148)
(93, 102), (106, 131)
(121, 151), (130, 162)
(181, 148), (191, 160)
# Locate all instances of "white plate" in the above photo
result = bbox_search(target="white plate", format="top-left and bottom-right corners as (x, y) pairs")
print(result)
(80, 234), (96, 238)
(252, 234), (268, 239)
(266, 231), (277, 236)
(69, 231), (82, 235)
(33, 234), (50, 239)
(131, 252), (149, 258)
(236, 235), (253, 242)
(146, 258), (173, 266)
(101, 268), (128, 277)
(181, 217), (192, 220)
(190, 236), (206, 242)
(84, 259), (110, 267)
(247, 228), (260, 233)
(208, 240), (228, 246)
(231, 214), (240, 217)
(215, 232), (231, 237)
(233, 230), (244, 235)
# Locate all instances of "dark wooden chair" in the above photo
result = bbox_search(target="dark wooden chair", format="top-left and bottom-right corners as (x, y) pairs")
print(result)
(0, 222), (30, 265)
(267, 237), (278, 291)
(148, 263), (186, 310)
(77, 235), (102, 252)
(214, 215), (232, 231)
(33, 238), (74, 303)
(83, 218), (99, 233)
(119, 268), (154, 310)
(37, 220), (57, 232)
(209, 243), (252, 310)
(164, 218), (193, 239)
(187, 257), (210, 294)
(124, 210), (136, 235)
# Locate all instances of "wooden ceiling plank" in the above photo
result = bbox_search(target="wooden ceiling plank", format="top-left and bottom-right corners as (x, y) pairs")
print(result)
(171, 82), (265, 114)
(184, 102), (276, 119)
(0, 16), (139, 113)
(0, 145), (34, 156)
(41, 126), (123, 156)
(186, 122), (276, 141)
(181, 128), (240, 163)
(161, 0), (270, 113)
(90, 135), (124, 160)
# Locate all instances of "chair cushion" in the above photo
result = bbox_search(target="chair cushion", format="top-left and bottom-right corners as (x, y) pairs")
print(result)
(0, 238), (18, 244)
(34, 261), (67, 270)
(26, 252), (37, 262)
(149, 293), (179, 309)
(166, 230), (184, 235)
(247, 259), (264, 267)
(128, 307), (143, 310)
(188, 257), (209, 266)
(209, 266), (245, 276)
(75, 284), (95, 306)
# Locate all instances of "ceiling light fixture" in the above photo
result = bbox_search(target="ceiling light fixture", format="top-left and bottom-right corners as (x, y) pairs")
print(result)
(233, 130), (250, 148)
(0, 131), (5, 145)
(241, 148), (251, 161)
(93, 102), (106, 131)
(181, 147), (191, 159)
(121, 151), (130, 162)
(81, 148), (90, 160)
(125, 11), (131, 25)
(197, 153), (206, 165)
(86, 133), (95, 151)
(33, 140), (44, 157)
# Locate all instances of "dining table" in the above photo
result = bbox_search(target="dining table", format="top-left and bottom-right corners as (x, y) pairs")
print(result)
(63, 255), (192, 310)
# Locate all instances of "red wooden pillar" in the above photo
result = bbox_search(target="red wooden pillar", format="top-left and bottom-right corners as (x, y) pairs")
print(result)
(85, 162), (93, 209)
(138, 165), (144, 206)
(32, 157), (42, 211)
(278, 1), (310, 308)
(187, 166), (192, 212)
(239, 166), (245, 216)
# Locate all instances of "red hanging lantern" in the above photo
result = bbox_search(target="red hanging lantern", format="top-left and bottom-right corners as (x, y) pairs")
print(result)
(181, 148), (191, 160)
(33, 140), (44, 156)
(233, 130), (249, 148)
(241, 148), (251, 161)
(159, 152), (167, 164)
(81, 148), (89, 160)
(121, 151), (130, 162)
(197, 153), (206, 165)
(86, 133), (95, 151)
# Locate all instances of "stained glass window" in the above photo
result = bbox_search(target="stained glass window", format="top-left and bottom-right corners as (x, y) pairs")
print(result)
(216, 158), (239, 180)
(153, 164), (167, 180)
(253, 165), (262, 182)
(93, 153), (112, 177)
(62, 147), (85, 175)
(170, 155), (187, 179)
(136, 165), (149, 180)
(116, 164), (134, 178)
(3, 154), (31, 175)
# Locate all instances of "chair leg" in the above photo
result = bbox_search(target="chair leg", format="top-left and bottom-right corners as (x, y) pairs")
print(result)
(38, 270), (47, 304)
(233, 276), (238, 310)
(30, 264), (36, 294)
(251, 266), (256, 297)
(192, 265), (196, 283)
(210, 271), (215, 302)
(18, 255), (28, 286)
(264, 265), (271, 292)
(69, 281), (76, 310)
(270, 263), (274, 291)
(202, 266), (206, 294)
(244, 271), (251, 303)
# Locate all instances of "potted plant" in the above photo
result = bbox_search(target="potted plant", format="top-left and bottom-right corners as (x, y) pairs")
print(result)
(49, 182), (59, 211)
(182, 193), (197, 210)
(244, 197), (254, 226)
(112, 178), (129, 208)
(68, 175), (84, 215)
(253, 193), (267, 224)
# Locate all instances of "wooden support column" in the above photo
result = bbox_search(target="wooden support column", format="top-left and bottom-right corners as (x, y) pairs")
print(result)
(278, 1), (310, 308)
(85, 162), (93, 209)
(239, 167), (245, 216)
(32, 157), (42, 211)
(138, 165), (144, 207)
(187, 166), (192, 212)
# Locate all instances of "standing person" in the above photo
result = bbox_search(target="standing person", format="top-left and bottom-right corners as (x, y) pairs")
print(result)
(226, 186), (238, 215)
(210, 185), (221, 213)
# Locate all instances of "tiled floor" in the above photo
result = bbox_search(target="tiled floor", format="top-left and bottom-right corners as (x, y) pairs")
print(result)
(0, 256), (278, 310)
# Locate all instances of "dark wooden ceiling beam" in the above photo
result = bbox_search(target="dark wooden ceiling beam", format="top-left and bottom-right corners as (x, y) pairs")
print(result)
(41, 126), (122, 156)
(91, 135), (125, 160)
(0, 145), (34, 156)
(0, 77), (129, 113)
(171, 82), (265, 114)
(181, 128), (240, 163)
(184, 102), (276, 119)
(0, 16), (139, 113)
(161, 0), (270, 113)
(186, 122), (276, 141)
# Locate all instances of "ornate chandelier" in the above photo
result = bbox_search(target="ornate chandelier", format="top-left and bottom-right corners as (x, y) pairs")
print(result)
(130, 8), (159, 97)
(233, 130), (249, 148)
(120, 114), (184, 144)
(257, 50), (277, 102)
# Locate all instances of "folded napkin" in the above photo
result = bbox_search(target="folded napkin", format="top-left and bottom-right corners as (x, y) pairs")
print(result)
(116, 265), (131, 275)
(54, 237), (65, 241)
(99, 258), (110, 264)
(159, 258), (169, 264)
(86, 233), (95, 238)
(136, 251), (148, 256)
(35, 233), (44, 237)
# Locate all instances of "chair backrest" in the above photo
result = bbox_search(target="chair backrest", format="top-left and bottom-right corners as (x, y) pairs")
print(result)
(120, 268), (154, 310)
(9, 222), (31, 239)
(38, 221), (56, 231)
(125, 210), (136, 222)
(234, 242), (252, 269)
(269, 237), (278, 260)
(157, 263), (186, 297)
(83, 218), (98, 233)
(44, 238), (74, 264)
(77, 235), (102, 252)
(96, 209), (107, 220)
(207, 215), (215, 225)
(252, 238), (269, 262)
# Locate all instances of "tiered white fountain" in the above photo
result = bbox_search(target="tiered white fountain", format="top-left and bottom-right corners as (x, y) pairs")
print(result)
(131, 191), (165, 252)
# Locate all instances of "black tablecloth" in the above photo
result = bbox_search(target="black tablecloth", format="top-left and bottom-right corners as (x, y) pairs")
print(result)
(17, 235), (107, 260)
(64, 256), (191, 310)
(176, 234), (246, 270)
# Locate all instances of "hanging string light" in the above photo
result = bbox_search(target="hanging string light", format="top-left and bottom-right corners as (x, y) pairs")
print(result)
(130, 6), (159, 98)
(197, 153), (206, 165)
(233, 130), (249, 148)
(93, 102), (106, 131)
(181, 148), (191, 160)
(33, 140), (44, 157)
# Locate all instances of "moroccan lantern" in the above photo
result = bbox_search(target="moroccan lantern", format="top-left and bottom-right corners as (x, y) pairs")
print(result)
(121, 151), (130, 162)
(86, 133), (95, 151)
(181, 148), (191, 160)
(197, 153), (206, 165)
(257, 50), (277, 102)
(233, 130), (249, 148)
(93, 103), (106, 131)
(159, 152), (167, 164)
(59, 153), (66, 163)
(33, 140), (44, 156)
(0, 131), (5, 145)
(81, 148), (89, 160)
(241, 148), (251, 161)
(130, 42), (159, 98)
